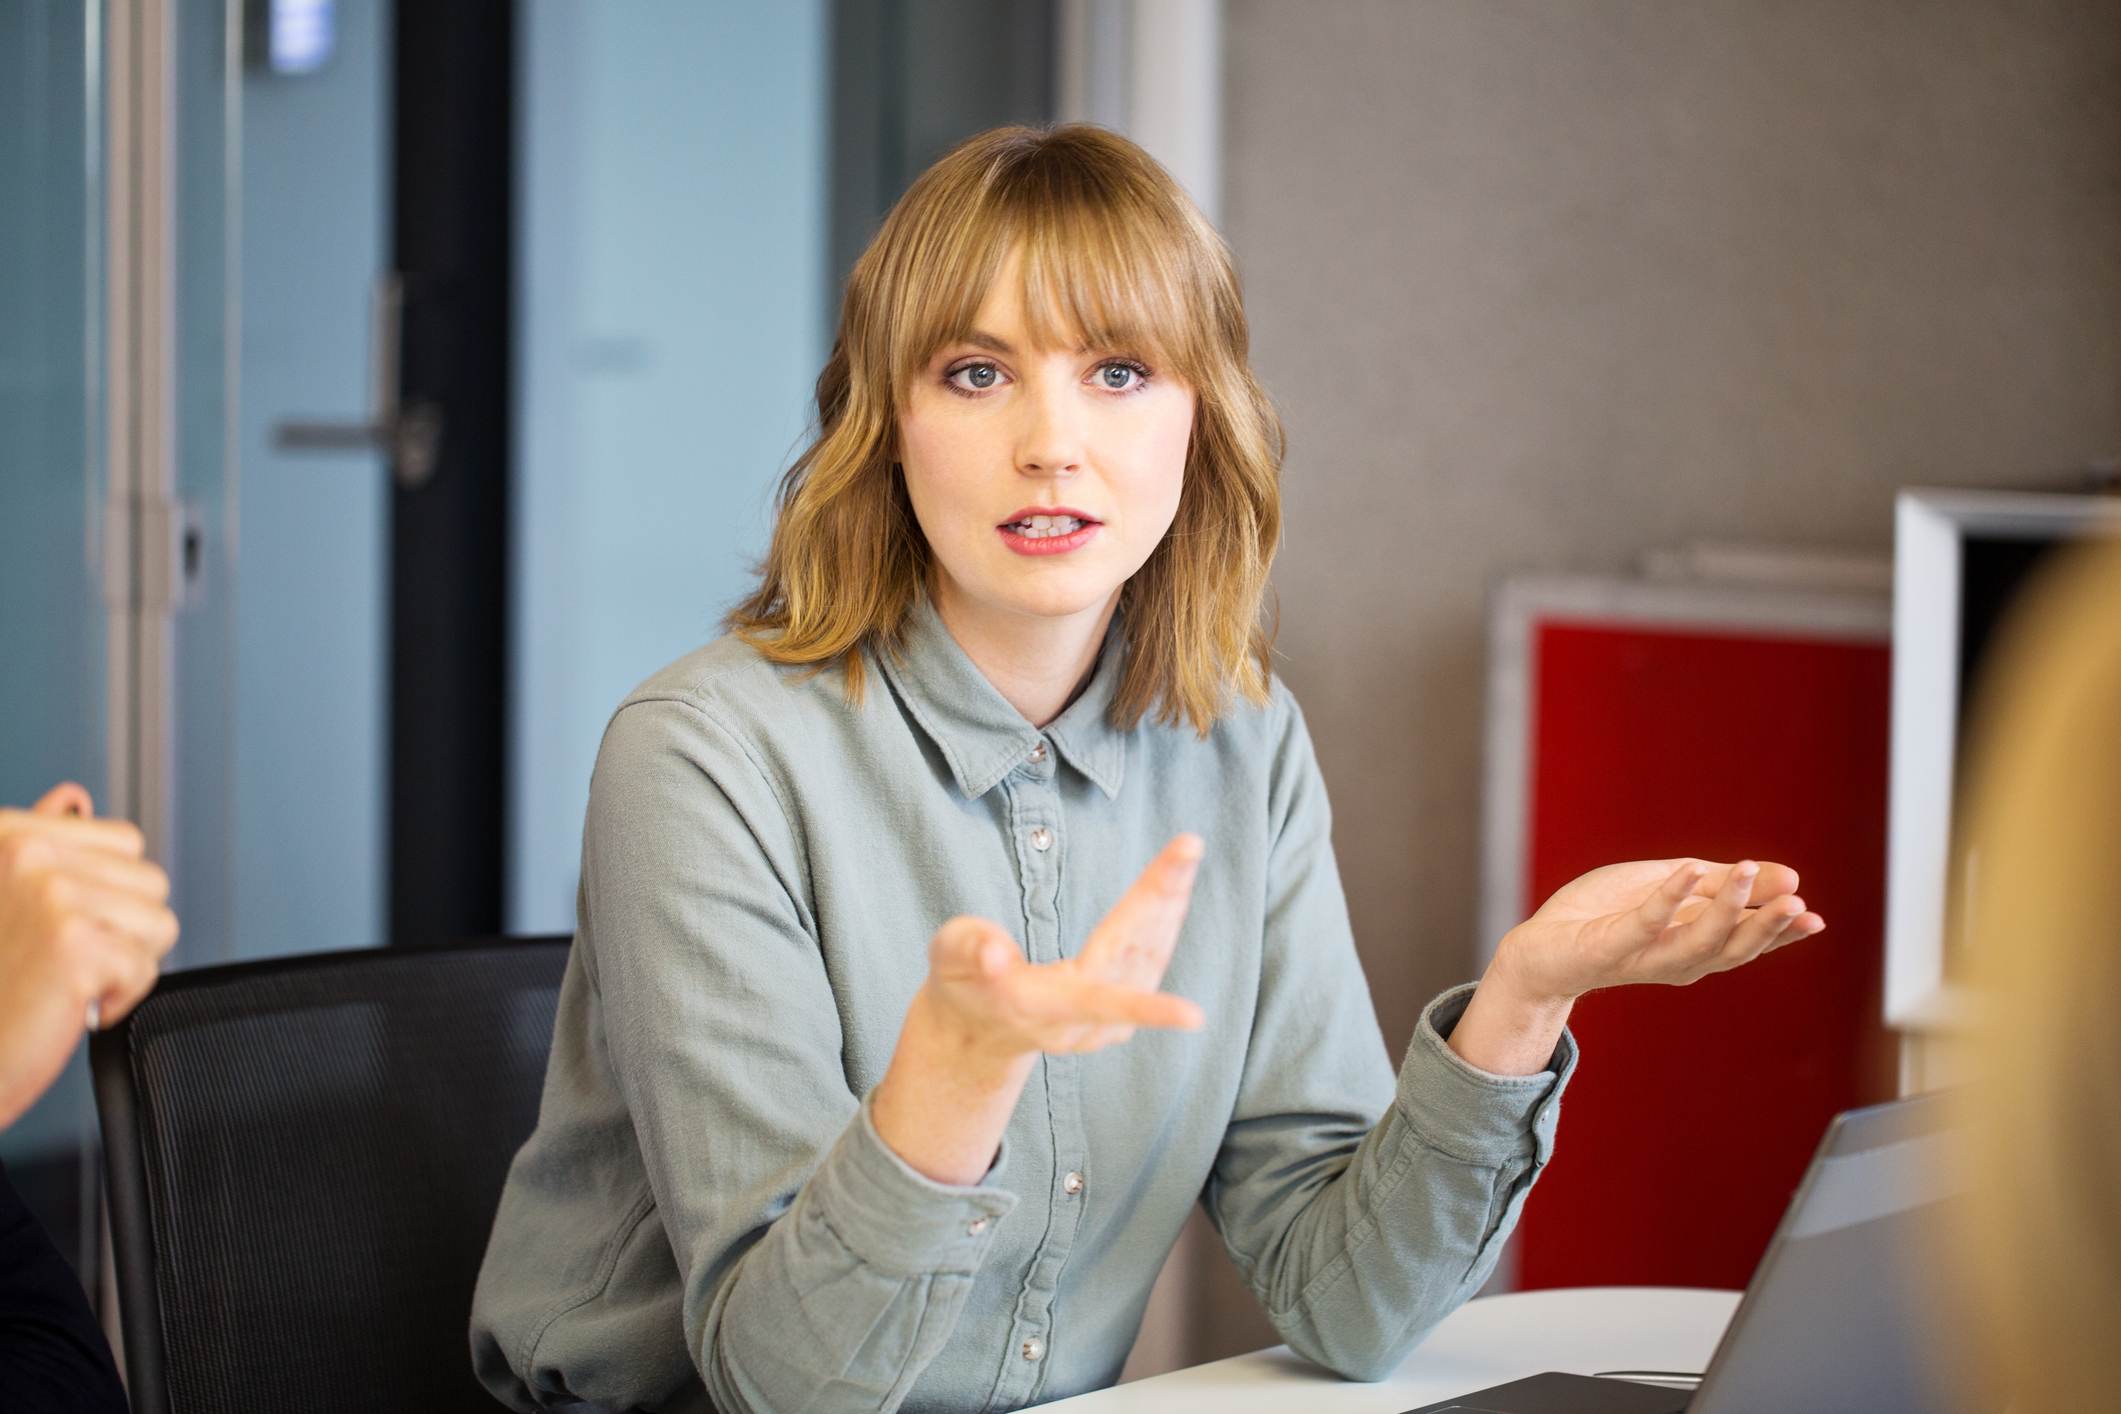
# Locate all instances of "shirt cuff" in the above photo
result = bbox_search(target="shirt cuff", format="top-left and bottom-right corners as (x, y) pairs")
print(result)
(803, 1090), (1021, 1278)
(1393, 981), (1578, 1168)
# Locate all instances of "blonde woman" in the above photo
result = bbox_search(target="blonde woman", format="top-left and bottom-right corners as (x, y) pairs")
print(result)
(1954, 542), (2121, 1412)
(470, 125), (1826, 1414)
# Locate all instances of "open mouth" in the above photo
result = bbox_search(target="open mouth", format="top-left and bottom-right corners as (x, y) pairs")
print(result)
(1000, 514), (1095, 540)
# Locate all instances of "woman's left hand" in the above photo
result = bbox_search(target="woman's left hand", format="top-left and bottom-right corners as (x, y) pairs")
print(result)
(1492, 857), (1826, 1007)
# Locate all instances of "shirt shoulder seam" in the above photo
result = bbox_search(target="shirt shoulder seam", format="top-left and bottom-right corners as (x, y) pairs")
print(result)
(610, 688), (804, 843)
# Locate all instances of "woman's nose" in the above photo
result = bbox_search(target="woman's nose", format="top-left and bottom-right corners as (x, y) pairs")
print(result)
(1014, 378), (1084, 477)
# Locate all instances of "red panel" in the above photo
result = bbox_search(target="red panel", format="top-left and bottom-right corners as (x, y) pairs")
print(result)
(1514, 620), (1900, 1292)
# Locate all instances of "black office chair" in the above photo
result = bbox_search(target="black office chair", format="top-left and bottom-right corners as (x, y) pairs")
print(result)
(89, 937), (571, 1414)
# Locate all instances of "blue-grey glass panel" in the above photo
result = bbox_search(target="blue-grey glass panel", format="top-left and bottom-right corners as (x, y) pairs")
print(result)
(0, 0), (106, 1266)
(506, 1), (830, 932)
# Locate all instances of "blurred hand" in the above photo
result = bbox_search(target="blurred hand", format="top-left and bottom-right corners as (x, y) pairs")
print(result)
(1492, 856), (1826, 1006)
(918, 833), (1207, 1063)
(0, 783), (179, 1129)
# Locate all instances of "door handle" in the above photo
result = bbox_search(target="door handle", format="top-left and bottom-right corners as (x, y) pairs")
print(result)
(271, 272), (443, 488)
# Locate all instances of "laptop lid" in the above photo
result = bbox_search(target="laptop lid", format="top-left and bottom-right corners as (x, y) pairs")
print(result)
(1688, 1091), (1968, 1414)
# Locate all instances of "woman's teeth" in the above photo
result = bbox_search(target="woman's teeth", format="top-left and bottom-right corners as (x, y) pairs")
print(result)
(1009, 515), (1086, 539)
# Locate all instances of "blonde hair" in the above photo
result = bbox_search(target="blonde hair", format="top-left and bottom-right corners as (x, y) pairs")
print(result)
(1952, 539), (2121, 1410)
(726, 124), (1284, 736)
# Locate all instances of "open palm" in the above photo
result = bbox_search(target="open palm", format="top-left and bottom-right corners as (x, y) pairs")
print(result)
(1499, 856), (1825, 1003)
(923, 834), (1206, 1058)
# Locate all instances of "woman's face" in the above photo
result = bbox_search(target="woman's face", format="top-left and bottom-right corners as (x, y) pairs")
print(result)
(897, 247), (1196, 632)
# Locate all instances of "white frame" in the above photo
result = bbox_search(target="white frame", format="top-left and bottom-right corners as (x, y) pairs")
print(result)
(1885, 488), (2121, 1031)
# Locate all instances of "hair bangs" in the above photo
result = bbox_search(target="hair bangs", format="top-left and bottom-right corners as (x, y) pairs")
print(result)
(884, 156), (1220, 402)
(1013, 197), (1212, 380)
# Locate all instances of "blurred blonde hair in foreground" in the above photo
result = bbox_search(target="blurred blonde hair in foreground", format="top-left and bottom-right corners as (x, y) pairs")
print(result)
(1953, 538), (2121, 1411)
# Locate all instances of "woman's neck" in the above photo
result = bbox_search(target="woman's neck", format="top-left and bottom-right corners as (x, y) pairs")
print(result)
(929, 577), (1119, 729)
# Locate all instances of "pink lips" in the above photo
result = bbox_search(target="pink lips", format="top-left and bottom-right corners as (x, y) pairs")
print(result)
(997, 521), (1101, 556)
(998, 505), (1100, 526)
(996, 506), (1102, 557)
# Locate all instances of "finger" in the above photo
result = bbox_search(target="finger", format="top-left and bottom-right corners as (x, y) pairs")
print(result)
(52, 915), (145, 1007)
(1079, 834), (1204, 979)
(0, 832), (59, 881)
(89, 931), (163, 1027)
(978, 933), (1016, 978)
(1688, 859), (1798, 903)
(32, 783), (93, 818)
(1671, 896), (1713, 928)
(1764, 913), (1827, 955)
(1714, 895), (1807, 969)
(0, 808), (145, 859)
(1675, 859), (1758, 954)
(47, 878), (180, 956)
(1636, 861), (1708, 939)
(52, 847), (169, 904)
(929, 916), (1021, 981)
(1037, 974), (1203, 1032)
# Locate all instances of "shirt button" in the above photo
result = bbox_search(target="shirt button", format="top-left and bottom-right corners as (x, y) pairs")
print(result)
(967, 1215), (990, 1235)
(1063, 1170), (1084, 1196)
(1029, 740), (1048, 764)
(1020, 1336), (1045, 1363)
(1029, 827), (1052, 852)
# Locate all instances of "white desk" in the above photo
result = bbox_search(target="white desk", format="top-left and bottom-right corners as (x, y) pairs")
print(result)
(1045, 1287), (1741, 1412)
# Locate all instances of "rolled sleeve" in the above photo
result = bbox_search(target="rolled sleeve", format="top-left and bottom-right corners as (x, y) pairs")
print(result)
(1395, 982), (1576, 1169)
(811, 1093), (1020, 1277)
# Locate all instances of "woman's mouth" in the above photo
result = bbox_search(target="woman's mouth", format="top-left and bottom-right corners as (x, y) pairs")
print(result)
(1003, 514), (1088, 539)
(997, 514), (1101, 556)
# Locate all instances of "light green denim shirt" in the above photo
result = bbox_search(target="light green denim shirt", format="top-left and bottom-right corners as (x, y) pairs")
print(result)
(470, 594), (1578, 1414)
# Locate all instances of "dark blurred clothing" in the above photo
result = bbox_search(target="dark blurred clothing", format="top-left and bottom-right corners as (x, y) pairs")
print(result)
(0, 1160), (126, 1412)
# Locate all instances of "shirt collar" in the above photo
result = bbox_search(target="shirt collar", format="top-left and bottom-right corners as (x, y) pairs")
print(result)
(874, 593), (1129, 802)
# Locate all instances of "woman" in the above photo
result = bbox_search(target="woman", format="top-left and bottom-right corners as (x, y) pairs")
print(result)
(470, 124), (1823, 1414)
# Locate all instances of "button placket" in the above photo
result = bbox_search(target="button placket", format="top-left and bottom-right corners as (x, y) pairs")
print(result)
(990, 771), (1075, 1410)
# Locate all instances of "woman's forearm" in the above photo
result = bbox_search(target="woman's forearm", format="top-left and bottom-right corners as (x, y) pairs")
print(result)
(871, 984), (1037, 1185)
(1448, 930), (1576, 1076)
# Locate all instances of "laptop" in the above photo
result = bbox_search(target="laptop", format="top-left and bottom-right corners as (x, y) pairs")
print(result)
(1402, 1091), (1968, 1413)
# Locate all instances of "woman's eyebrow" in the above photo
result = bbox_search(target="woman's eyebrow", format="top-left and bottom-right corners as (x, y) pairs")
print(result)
(959, 329), (1093, 357)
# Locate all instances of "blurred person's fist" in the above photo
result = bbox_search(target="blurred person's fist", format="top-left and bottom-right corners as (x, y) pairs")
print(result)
(0, 783), (178, 1129)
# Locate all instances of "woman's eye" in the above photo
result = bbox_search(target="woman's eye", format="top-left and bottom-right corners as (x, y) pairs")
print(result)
(948, 362), (1002, 392)
(1097, 361), (1146, 391)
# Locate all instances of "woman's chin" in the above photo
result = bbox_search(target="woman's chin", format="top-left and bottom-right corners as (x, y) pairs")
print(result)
(952, 572), (1119, 624)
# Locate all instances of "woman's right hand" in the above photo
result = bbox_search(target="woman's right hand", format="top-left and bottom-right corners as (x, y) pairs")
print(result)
(873, 834), (1205, 1184)
(919, 832), (1207, 1064)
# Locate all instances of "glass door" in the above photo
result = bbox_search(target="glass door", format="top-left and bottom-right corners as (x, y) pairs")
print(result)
(0, 0), (397, 1279)
(208, 0), (393, 965)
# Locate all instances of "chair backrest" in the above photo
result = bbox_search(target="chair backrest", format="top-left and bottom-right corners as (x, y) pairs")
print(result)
(90, 938), (570, 1414)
